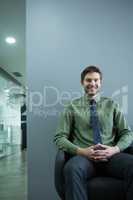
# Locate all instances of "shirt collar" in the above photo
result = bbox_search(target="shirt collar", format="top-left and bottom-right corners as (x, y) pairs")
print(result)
(83, 92), (101, 104)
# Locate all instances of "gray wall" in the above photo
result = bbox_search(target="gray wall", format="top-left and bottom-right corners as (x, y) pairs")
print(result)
(27, 0), (133, 199)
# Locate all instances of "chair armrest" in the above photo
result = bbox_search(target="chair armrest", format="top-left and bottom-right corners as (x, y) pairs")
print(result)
(123, 143), (133, 154)
(54, 150), (65, 199)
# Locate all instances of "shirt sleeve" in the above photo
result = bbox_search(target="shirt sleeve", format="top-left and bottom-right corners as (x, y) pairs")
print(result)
(54, 103), (79, 155)
(113, 102), (133, 151)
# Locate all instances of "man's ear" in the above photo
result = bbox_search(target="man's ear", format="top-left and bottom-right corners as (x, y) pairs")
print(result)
(100, 78), (103, 84)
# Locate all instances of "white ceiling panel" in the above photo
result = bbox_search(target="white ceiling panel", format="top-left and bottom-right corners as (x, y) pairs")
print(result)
(0, 0), (25, 86)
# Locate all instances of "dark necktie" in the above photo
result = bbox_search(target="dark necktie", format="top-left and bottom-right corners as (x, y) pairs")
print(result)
(90, 99), (102, 144)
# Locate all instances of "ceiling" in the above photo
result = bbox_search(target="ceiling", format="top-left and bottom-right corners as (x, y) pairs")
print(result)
(0, 0), (25, 86)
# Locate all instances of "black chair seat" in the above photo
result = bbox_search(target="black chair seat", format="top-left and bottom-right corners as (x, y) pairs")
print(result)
(54, 148), (133, 200)
(88, 177), (125, 200)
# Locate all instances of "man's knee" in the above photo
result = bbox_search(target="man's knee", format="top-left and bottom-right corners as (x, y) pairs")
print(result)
(63, 155), (94, 179)
(63, 157), (80, 177)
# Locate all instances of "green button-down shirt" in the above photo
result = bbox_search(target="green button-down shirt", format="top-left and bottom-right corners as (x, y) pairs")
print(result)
(54, 93), (133, 155)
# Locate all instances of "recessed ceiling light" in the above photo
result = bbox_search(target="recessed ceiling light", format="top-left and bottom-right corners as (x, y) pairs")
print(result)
(5, 37), (16, 44)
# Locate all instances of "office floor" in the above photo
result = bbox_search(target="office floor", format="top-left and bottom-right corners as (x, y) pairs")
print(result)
(0, 149), (27, 200)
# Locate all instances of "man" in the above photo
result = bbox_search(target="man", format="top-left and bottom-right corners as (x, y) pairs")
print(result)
(54, 66), (133, 200)
(21, 101), (27, 150)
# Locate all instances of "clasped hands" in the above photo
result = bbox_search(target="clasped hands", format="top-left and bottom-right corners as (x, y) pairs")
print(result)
(77, 143), (120, 162)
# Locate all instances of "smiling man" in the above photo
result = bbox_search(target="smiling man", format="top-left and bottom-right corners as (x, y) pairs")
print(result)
(54, 65), (133, 200)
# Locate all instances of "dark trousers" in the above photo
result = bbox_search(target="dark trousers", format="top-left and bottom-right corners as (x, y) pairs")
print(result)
(21, 123), (27, 150)
(63, 153), (133, 200)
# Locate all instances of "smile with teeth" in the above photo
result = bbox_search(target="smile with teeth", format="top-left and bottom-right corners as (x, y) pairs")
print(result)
(88, 87), (97, 89)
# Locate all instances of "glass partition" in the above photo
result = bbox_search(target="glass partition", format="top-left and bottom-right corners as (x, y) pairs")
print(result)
(0, 73), (24, 158)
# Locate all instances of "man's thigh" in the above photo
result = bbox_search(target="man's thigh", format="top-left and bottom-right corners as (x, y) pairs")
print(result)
(63, 155), (96, 179)
(102, 153), (133, 179)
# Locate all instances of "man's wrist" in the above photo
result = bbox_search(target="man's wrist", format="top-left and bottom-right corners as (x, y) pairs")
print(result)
(114, 145), (120, 153)
(77, 147), (84, 156)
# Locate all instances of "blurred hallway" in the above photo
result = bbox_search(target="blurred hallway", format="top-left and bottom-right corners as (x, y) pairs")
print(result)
(0, 150), (27, 200)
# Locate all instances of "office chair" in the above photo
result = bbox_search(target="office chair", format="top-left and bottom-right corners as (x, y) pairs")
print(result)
(54, 145), (133, 200)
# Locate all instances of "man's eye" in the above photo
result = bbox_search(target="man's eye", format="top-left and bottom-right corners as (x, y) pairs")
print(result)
(85, 79), (91, 82)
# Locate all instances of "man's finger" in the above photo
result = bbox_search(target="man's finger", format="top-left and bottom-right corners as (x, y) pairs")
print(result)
(92, 151), (107, 157)
(98, 144), (109, 148)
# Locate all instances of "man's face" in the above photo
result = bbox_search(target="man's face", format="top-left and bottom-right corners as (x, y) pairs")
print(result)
(81, 72), (101, 96)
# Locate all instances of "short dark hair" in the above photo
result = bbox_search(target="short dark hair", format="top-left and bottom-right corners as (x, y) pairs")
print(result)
(81, 65), (102, 82)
